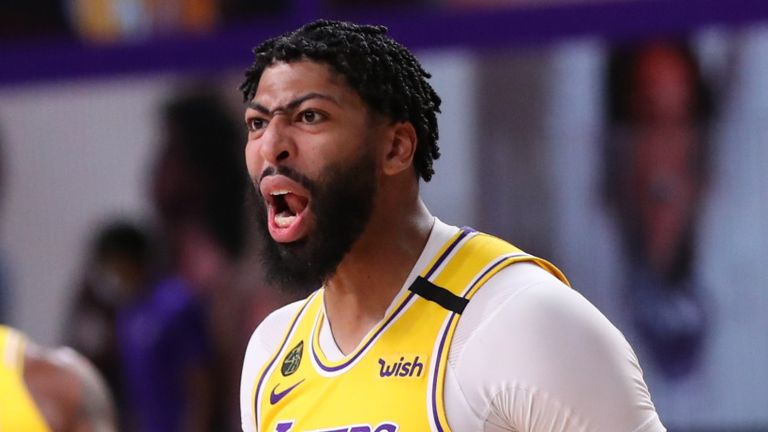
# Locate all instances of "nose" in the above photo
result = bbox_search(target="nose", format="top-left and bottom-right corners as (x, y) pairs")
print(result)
(259, 116), (295, 165)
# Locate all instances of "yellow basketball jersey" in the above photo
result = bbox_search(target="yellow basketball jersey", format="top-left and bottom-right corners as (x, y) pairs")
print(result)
(0, 325), (52, 432)
(251, 228), (569, 431)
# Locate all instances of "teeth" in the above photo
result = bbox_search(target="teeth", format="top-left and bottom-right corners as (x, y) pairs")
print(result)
(271, 190), (290, 196)
(275, 212), (296, 228)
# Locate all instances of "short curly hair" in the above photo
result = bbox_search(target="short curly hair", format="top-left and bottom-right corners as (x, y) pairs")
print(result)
(240, 19), (442, 182)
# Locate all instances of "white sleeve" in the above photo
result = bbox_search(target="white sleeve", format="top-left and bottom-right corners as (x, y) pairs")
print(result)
(448, 263), (665, 432)
(240, 301), (303, 432)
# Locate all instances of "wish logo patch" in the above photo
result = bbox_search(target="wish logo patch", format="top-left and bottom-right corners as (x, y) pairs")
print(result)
(281, 341), (303, 376)
(377, 354), (426, 378)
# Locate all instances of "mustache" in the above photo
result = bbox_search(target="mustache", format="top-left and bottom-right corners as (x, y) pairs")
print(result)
(259, 166), (316, 193)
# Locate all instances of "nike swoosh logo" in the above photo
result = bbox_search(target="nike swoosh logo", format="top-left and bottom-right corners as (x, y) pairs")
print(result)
(270, 379), (305, 405)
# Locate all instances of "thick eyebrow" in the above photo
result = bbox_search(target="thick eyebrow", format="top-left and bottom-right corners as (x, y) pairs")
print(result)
(246, 92), (339, 115)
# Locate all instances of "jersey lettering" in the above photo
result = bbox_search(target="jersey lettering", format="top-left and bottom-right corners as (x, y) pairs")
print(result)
(274, 421), (399, 432)
(377, 355), (424, 378)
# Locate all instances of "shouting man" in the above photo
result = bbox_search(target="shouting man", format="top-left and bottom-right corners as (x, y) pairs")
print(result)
(239, 20), (665, 432)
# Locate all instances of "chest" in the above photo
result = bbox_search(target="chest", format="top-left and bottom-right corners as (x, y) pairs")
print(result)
(250, 230), (567, 432)
(256, 288), (450, 432)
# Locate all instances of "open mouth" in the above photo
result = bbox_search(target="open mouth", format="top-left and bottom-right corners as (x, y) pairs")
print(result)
(269, 190), (309, 228)
(260, 175), (312, 243)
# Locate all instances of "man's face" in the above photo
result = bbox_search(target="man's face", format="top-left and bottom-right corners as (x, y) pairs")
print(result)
(627, 131), (699, 274)
(631, 45), (695, 126)
(244, 60), (383, 292)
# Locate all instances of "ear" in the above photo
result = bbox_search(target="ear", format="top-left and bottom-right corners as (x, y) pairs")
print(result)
(381, 121), (418, 177)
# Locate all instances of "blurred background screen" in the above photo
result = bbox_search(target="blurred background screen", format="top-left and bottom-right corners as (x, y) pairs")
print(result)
(0, 1), (766, 431)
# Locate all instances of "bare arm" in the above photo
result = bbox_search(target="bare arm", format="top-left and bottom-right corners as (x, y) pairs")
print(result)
(53, 348), (117, 432)
(24, 343), (117, 432)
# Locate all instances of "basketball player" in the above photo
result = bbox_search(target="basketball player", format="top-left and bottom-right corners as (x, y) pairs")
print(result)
(239, 20), (666, 431)
(0, 325), (117, 431)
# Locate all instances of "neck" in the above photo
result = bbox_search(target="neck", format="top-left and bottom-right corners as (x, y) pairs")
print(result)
(323, 196), (433, 354)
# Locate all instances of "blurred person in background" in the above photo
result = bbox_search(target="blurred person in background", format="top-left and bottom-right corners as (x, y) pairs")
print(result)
(1, 119), (116, 430)
(64, 220), (154, 430)
(122, 88), (284, 431)
(115, 89), (237, 432)
(2, 122), (118, 432)
(604, 40), (715, 379)
(0, 324), (117, 431)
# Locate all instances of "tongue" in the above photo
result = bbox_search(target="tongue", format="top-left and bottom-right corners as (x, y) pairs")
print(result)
(284, 193), (308, 215)
(274, 212), (296, 228)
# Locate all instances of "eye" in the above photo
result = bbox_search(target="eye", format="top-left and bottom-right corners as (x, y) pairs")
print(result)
(247, 117), (266, 132)
(299, 110), (325, 124)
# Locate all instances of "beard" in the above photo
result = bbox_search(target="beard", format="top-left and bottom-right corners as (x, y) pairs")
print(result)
(251, 148), (378, 296)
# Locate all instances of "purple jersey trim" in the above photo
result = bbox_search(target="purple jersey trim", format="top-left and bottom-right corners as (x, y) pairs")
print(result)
(311, 291), (417, 373)
(431, 313), (458, 432)
(460, 252), (530, 297)
(425, 227), (474, 280)
(429, 253), (518, 431)
(312, 228), (474, 373)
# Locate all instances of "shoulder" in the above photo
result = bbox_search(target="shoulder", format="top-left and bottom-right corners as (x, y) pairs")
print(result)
(242, 298), (306, 367)
(451, 261), (599, 355)
(449, 261), (611, 374)
(240, 298), (306, 432)
(455, 260), (623, 346)
(447, 262), (664, 431)
(24, 344), (82, 409)
(25, 343), (116, 432)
